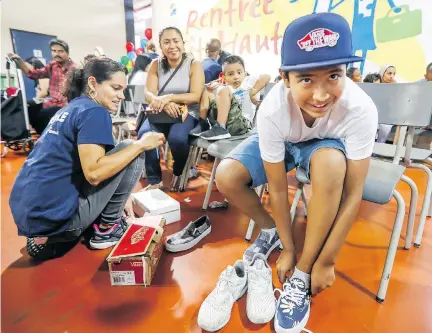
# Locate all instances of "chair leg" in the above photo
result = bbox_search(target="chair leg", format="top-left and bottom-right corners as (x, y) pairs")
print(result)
(410, 163), (432, 247)
(195, 147), (204, 166)
(178, 146), (194, 192)
(301, 186), (308, 217)
(245, 220), (255, 242)
(163, 141), (169, 163)
(400, 175), (418, 250)
(290, 184), (303, 222)
(376, 190), (405, 303)
(244, 185), (266, 242)
(202, 158), (220, 210)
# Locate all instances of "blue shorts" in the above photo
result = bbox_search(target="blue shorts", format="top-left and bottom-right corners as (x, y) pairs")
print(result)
(227, 132), (346, 188)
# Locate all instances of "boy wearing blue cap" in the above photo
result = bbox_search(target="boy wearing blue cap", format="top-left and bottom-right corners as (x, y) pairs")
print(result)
(215, 13), (378, 333)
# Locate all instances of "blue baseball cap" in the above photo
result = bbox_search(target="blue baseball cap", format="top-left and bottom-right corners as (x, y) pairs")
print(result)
(280, 12), (363, 72)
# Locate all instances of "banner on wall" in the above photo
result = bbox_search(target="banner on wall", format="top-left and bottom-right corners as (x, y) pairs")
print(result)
(146, 0), (431, 82)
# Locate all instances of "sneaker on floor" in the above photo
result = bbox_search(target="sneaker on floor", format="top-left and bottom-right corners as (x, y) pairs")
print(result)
(209, 199), (229, 210)
(165, 215), (211, 252)
(198, 260), (248, 332)
(89, 218), (128, 250)
(274, 277), (311, 333)
(246, 253), (276, 324)
(142, 181), (163, 191)
(190, 119), (210, 137)
(200, 123), (231, 141)
(26, 238), (76, 261)
(188, 167), (200, 179)
(243, 229), (280, 264)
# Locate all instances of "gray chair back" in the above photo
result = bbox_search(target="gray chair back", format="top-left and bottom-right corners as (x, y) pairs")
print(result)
(132, 85), (147, 104)
(261, 82), (276, 100)
(357, 82), (432, 127)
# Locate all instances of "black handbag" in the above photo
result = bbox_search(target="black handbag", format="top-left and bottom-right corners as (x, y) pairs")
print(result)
(147, 58), (186, 124)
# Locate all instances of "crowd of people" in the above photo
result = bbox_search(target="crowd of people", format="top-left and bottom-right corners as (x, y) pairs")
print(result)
(6, 12), (432, 333)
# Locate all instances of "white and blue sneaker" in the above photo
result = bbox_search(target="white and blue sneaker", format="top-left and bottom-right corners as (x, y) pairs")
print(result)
(243, 228), (280, 264)
(274, 274), (311, 333)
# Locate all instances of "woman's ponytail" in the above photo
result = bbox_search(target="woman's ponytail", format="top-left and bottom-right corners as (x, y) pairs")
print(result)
(63, 68), (84, 102)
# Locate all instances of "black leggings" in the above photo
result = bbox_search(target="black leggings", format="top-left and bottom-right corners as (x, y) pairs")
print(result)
(28, 101), (61, 134)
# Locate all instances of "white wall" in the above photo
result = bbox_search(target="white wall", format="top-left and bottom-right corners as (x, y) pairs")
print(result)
(1, 0), (127, 71)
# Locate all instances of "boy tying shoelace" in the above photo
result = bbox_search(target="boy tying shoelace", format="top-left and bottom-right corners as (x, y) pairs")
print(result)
(213, 12), (378, 333)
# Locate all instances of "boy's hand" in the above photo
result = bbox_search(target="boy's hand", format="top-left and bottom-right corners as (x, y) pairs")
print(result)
(276, 249), (296, 283)
(311, 262), (335, 296)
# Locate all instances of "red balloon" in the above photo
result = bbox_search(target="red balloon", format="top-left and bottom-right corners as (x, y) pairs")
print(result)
(144, 28), (152, 40)
(136, 48), (145, 55)
(125, 42), (135, 53)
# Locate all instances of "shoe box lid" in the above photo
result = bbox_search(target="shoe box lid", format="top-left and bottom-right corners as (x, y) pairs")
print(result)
(107, 216), (165, 261)
(131, 189), (180, 215)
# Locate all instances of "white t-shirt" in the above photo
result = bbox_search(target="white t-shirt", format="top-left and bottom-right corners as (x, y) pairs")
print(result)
(257, 78), (378, 163)
(129, 71), (148, 85)
(217, 76), (259, 122)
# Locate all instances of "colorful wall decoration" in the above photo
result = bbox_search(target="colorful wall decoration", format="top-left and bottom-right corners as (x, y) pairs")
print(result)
(150, 0), (431, 82)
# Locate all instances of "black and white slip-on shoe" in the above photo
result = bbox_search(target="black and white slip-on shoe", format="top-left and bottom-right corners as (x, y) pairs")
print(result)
(165, 215), (211, 252)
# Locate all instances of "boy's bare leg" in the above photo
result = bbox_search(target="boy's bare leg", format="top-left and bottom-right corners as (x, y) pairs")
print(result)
(215, 87), (232, 126)
(296, 148), (346, 274)
(216, 159), (275, 229)
(199, 90), (211, 120)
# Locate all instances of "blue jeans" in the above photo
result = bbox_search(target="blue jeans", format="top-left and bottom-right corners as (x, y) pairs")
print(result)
(138, 115), (199, 184)
(227, 133), (346, 188)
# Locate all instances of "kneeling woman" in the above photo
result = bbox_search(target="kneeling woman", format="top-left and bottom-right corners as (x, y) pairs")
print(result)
(9, 58), (165, 260)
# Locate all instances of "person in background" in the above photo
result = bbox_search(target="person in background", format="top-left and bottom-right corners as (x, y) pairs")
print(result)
(125, 54), (153, 115)
(418, 62), (432, 82)
(24, 57), (49, 100)
(377, 64), (396, 142)
(9, 57), (165, 261)
(202, 39), (232, 84)
(137, 27), (204, 191)
(363, 73), (381, 83)
(347, 67), (362, 82)
(8, 39), (76, 134)
(128, 54), (153, 85)
(146, 41), (159, 60)
(379, 64), (396, 83)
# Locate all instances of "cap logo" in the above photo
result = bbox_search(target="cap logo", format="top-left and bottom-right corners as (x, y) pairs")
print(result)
(297, 28), (340, 52)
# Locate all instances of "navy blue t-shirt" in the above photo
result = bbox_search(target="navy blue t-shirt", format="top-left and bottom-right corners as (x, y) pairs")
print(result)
(9, 96), (114, 237)
(202, 58), (222, 84)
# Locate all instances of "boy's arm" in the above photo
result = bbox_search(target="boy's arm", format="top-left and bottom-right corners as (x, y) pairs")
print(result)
(311, 157), (370, 295)
(249, 74), (271, 97)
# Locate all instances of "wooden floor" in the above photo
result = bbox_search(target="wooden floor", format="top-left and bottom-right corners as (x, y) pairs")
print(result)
(1, 150), (432, 333)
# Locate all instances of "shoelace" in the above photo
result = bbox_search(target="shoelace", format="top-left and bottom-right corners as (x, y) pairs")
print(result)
(274, 280), (307, 308)
(248, 270), (270, 294)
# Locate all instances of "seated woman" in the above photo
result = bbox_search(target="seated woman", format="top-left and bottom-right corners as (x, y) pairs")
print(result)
(9, 57), (165, 260)
(377, 64), (397, 142)
(137, 26), (204, 191)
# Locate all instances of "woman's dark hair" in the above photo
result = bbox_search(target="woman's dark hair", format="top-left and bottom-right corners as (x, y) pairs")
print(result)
(128, 54), (153, 83)
(363, 73), (381, 83)
(84, 54), (96, 63)
(346, 67), (358, 79)
(159, 27), (187, 73)
(63, 57), (124, 102)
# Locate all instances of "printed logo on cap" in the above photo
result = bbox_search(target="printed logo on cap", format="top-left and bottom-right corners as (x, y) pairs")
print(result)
(297, 28), (340, 52)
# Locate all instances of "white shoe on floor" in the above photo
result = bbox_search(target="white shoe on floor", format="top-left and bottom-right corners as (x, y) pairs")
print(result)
(197, 260), (248, 332)
(246, 253), (276, 324)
